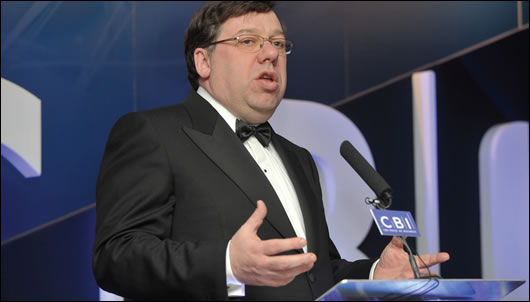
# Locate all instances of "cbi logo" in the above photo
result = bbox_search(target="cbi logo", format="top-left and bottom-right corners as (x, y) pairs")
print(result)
(370, 209), (421, 237)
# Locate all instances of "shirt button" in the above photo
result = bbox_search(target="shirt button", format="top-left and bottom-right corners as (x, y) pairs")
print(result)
(308, 272), (316, 283)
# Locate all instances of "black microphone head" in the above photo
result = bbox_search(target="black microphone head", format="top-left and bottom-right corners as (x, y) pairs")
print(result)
(340, 140), (392, 208)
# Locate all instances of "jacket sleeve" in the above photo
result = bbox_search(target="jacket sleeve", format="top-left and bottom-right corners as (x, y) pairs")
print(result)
(92, 112), (228, 300)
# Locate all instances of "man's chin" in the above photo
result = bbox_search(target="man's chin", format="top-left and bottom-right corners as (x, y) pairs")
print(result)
(243, 106), (277, 124)
(253, 101), (281, 115)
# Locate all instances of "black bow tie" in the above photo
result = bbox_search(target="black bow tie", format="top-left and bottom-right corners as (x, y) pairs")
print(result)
(236, 119), (272, 147)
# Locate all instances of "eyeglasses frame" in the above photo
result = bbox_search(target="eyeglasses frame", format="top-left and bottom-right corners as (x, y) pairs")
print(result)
(207, 34), (293, 55)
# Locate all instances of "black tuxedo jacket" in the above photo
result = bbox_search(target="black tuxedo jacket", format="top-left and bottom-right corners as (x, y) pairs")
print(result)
(93, 91), (376, 300)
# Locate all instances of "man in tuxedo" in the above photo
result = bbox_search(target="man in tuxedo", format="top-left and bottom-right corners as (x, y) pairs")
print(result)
(93, 1), (449, 300)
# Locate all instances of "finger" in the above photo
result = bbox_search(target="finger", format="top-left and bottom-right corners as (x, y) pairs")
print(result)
(391, 236), (404, 248)
(262, 237), (307, 255)
(245, 253), (316, 287)
(419, 268), (440, 278)
(264, 261), (315, 283)
(416, 252), (450, 268)
(263, 253), (317, 273)
(244, 200), (268, 233)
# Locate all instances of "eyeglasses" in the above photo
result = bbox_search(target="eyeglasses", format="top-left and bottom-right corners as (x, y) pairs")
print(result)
(207, 34), (293, 55)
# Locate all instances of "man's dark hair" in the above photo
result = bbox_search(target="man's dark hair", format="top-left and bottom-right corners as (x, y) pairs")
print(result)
(184, 1), (280, 91)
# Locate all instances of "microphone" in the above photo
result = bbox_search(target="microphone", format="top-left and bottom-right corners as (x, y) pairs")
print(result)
(339, 140), (392, 209)
(340, 140), (437, 280)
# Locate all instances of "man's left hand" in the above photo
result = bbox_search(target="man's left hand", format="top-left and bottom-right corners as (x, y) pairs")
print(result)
(373, 236), (450, 280)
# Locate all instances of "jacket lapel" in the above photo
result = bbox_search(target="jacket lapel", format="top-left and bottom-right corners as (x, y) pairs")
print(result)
(180, 92), (298, 240)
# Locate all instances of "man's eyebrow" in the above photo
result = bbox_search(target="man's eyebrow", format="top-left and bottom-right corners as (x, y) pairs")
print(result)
(233, 28), (285, 37)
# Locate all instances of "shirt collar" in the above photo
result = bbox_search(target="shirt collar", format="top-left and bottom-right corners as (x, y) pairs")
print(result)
(197, 86), (237, 133)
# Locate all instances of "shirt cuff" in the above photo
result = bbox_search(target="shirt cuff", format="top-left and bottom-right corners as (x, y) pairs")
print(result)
(226, 240), (245, 297)
(369, 258), (380, 280)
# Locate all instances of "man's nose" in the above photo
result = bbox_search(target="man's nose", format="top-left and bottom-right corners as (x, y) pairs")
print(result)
(257, 40), (280, 63)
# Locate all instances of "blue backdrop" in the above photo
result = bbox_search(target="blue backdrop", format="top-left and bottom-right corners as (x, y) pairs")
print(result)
(1, 1), (528, 300)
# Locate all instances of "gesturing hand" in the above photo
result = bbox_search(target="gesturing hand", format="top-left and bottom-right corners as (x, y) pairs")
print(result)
(374, 236), (450, 280)
(229, 200), (317, 287)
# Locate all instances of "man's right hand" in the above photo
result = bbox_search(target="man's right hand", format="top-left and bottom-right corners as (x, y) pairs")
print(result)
(229, 200), (317, 287)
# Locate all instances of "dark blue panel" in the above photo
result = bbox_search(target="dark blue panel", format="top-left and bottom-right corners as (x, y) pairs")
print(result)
(522, 1), (528, 24)
(343, 1), (517, 99)
(275, 1), (347, 104)
(273, 2), (518, 105)
(1, 206), (99, 300)
(134, 1), (205, 111)
(1, 1), (134, 240)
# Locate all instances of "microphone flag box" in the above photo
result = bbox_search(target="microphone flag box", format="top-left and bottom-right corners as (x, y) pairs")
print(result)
(370, 209), (421, 237)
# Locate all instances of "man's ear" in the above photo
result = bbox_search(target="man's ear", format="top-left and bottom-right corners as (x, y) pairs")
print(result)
(194, 48), (211, 79)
